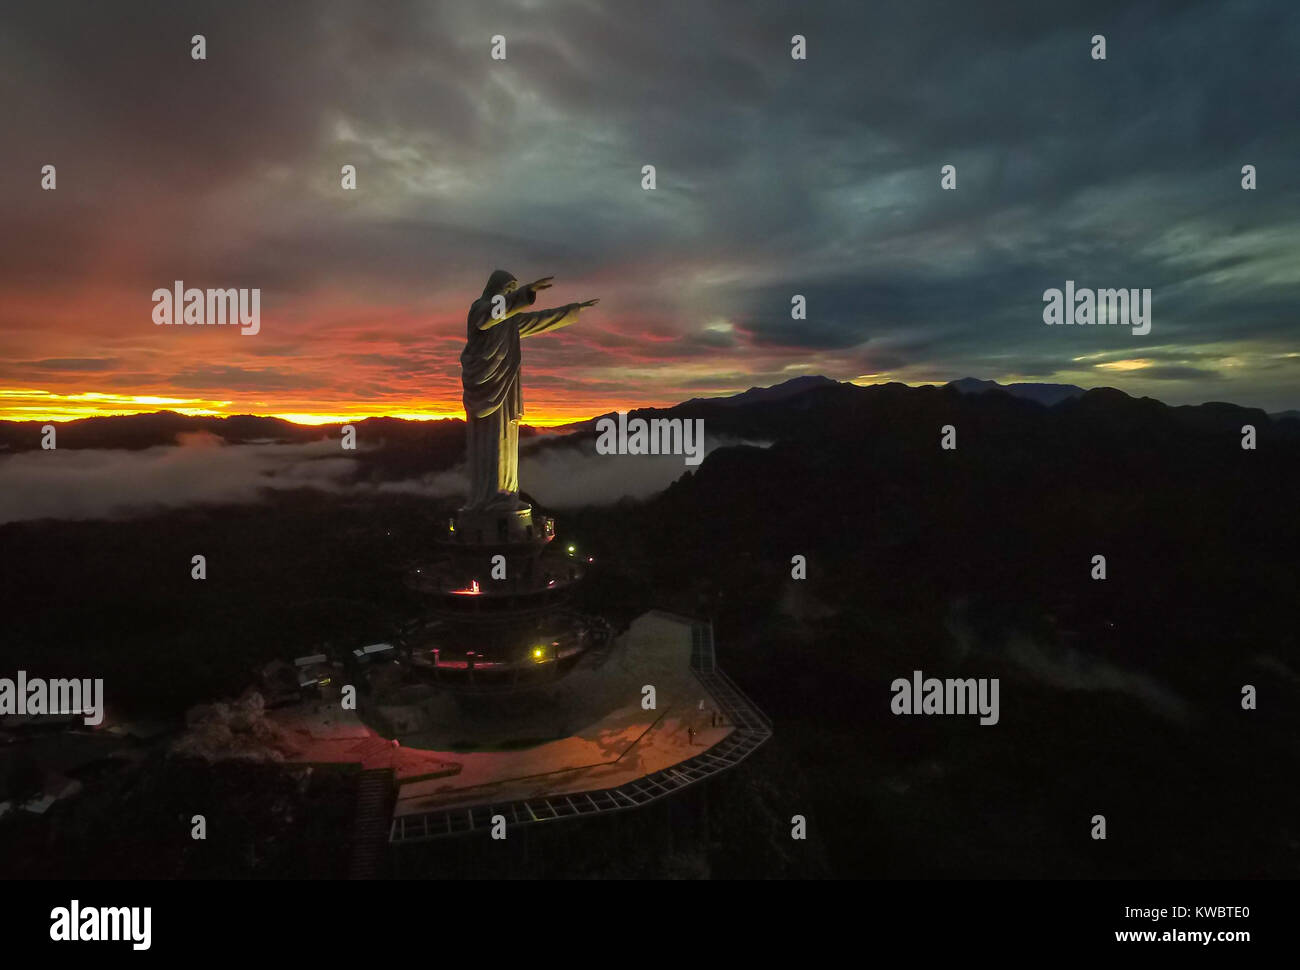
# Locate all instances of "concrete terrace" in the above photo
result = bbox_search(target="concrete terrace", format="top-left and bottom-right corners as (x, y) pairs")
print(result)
(389, 611), (772, 842)
(266, 611), (770, 844)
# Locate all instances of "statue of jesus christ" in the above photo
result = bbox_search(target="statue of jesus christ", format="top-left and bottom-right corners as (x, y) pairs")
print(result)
(460, 270), (598, 512)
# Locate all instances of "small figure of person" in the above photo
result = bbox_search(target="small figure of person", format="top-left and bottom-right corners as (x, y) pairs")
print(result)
(687, 725), (696, 746)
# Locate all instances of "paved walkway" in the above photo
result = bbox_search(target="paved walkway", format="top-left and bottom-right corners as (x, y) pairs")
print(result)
(391, 612), (772, 841)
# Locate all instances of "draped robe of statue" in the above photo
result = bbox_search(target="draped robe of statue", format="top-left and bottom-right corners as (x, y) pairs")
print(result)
(460, 270), (585, 512)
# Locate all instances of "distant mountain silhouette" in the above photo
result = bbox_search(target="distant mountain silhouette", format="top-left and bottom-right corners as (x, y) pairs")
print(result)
(2, 377), (1294, 455)
(542, 378), (1297, 461)
(0, 410), (464, 454)
(684, 374), (838, 407)
(555, 375), (838, 433)
(947, 376), (1087, 407)
(0, 410), (312, 452)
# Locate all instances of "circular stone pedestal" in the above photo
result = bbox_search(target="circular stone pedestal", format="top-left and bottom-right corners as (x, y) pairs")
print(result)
(446, 505), (551, 548)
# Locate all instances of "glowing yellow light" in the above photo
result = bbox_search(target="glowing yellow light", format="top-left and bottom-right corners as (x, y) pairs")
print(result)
(532, 647), (545, 660)
(1095, 358), (1153, 372)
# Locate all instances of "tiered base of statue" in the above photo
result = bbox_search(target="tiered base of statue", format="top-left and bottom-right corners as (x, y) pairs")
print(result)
(402, 501), (609, 691)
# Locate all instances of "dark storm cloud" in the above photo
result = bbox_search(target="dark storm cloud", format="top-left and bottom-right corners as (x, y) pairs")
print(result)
(27, 358), (119, 371)
(683, 329), (738, 350)
(0, 357), (120, 382)
(1, 0), (1297, 409)
(170, 364), (307, 391)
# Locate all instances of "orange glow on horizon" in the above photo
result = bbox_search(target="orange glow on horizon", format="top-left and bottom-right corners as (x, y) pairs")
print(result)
(0, 389), (230, 421)
(0, 387), (641, 426)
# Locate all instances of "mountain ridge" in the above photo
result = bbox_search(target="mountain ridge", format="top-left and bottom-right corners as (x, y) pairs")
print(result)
(3, 376), (1297, 453)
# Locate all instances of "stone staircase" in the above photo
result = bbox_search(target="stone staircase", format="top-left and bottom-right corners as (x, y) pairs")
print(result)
(348, 768), (395, 879)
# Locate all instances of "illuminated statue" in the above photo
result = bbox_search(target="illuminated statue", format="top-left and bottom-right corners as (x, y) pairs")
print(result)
(460, 270), (598, 511)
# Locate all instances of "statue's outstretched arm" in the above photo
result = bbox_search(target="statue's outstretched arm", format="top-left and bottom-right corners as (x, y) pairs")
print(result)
(518, 298), (599, 338)
(517, 304), (579, 337)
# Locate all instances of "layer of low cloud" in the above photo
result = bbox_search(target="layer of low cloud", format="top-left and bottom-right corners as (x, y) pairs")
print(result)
(946, 599), (1190, 723)
(0, 433), (357, 523)
(1003, 634), (1190, 724)
(0, 431), (765, 523)
(366, 433), (768, 507)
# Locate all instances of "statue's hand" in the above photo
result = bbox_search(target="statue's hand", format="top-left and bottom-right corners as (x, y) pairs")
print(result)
(578, 299), (599, 309)
(526, 277), (555, 294)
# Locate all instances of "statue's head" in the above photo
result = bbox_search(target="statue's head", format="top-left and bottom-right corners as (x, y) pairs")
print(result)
(482, 269), (517, 300)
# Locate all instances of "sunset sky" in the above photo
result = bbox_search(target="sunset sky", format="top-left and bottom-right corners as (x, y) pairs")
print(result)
(2, 0), (1298, 424)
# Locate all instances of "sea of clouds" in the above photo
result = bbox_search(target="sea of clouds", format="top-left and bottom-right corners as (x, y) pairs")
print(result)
(0, 429), (769, 524)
